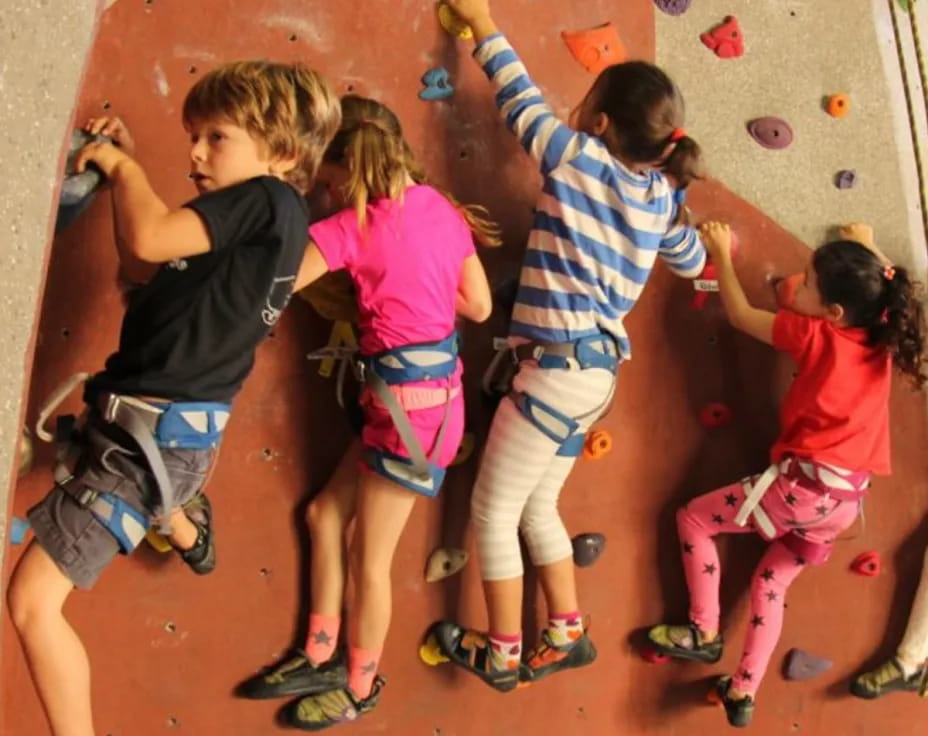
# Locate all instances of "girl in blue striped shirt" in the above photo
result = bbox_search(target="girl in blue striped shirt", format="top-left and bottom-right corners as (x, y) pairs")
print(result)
(425, 0), (707, 692)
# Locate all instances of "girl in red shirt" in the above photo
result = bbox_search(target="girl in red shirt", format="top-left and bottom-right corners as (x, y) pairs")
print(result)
(647, 221), (927, 727)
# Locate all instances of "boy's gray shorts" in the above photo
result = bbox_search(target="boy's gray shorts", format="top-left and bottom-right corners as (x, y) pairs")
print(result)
(28, 413), (216, 589)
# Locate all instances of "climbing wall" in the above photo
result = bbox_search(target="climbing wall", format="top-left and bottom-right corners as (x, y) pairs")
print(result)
(4, 1), (928, 734)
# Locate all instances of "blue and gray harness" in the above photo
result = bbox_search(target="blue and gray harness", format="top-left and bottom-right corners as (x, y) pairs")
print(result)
(36, 373), (228, 554)
(308, 333), (459, 495)
(483, 333), (619, 456)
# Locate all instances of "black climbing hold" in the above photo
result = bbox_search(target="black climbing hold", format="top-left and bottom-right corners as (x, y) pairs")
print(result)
(572, 533), (606, 567)
(783, 648), (833, 680)
(835, 169), (857, 189)
(56, 130), (110, 233)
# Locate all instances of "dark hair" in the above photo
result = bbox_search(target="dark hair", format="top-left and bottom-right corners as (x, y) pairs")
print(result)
(814, 240), (927, 387)
(592, 61), (704, 188)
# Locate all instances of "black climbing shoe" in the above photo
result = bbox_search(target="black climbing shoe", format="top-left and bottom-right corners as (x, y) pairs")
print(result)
(711, 676), (754, 728)
(851, 658), (928, 700)
(176, 493), (215, 575)
(239, 649), (347, 699)
(429, 621), (528, 692)
(286, 675), (385, 731)
(523, 629), (597, 684)
(648, 623), (723, 664)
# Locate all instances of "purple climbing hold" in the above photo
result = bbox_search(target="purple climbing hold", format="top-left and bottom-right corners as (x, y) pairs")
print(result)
(572, 533), (606, 567)
(654, 0), (693, 15)
(835, 169), (858, 189)
(747, 117), (793, 150)
(784, 648), (833, 681)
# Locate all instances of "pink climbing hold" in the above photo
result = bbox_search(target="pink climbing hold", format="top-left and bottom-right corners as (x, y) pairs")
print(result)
(642, 646), (670, 664)
(747, 117), (793, 150)
(654, 0), (693, 15)
(700, 16), (744, 59)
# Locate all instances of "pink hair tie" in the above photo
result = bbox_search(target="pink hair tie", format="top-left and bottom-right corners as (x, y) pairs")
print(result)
(670, 127), (687, 142)
(883, 264), (896, 281)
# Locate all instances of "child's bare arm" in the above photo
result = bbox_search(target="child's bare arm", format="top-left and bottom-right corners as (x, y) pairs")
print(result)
(294, 241), (330, 291)
(74, 142), (211, 263)
(701, 221), (775, 345)
(456, 253), (492, 323)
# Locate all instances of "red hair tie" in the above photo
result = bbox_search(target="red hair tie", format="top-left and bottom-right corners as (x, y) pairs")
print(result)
(670, 127), (687, 142)
(883, 264), (896, 281)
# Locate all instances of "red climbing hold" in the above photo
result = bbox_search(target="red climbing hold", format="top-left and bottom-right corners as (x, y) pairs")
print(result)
(561, 22), (627, 75)
(700, 15), (744, 59)
(642, 646), (670, 665)
(699, 403), (733, 429)
(747, 117), (794, 150)
(851, 551), (881, 577)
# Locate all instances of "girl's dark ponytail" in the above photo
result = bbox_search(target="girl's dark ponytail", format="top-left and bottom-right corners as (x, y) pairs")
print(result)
(871, 266), (927, 388)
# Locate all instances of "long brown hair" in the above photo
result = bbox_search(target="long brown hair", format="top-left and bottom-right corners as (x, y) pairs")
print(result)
(323, 95), (501, 246)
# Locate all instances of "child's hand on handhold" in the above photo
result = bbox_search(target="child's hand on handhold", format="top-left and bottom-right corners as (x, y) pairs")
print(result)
(73, 139), (134, 179)
(446, 0), (492, 27)
(84, 116), (136, 156)
(700, 221), (733, 260)
(838, 222), (875, 249)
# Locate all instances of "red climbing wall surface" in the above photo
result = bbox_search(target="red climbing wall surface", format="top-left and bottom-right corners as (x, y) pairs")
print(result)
(4, 1), (928, 734)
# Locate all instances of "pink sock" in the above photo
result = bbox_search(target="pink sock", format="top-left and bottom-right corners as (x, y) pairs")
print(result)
(348, 646), (381, 699)
(305, 613), (340, 665)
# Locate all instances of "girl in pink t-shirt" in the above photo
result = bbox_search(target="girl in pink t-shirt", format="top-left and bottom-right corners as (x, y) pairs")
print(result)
(648, 222), (927, 727)
(240, 96), (495, 728)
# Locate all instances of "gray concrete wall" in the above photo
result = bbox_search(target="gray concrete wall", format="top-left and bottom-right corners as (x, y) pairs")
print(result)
(0, 1), (101, 608)
(656, 0), (926, 270)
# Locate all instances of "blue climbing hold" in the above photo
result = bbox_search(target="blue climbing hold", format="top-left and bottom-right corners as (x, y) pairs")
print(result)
(419, 67), (454, 101)
(56, 130), (111, 233)
(10, 516), (30, 545)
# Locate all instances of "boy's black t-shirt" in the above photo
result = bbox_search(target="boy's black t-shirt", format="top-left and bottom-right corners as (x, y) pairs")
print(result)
(86, 176), (309, 403)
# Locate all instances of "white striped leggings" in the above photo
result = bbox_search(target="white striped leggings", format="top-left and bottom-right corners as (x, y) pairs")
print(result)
(471, 362), (616, 581)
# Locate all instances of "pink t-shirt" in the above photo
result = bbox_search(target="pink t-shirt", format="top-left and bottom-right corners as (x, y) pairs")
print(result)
(309, 185), (475, 355)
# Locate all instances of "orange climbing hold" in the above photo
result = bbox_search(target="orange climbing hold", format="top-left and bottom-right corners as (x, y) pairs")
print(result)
(583, 429), (613, 459)
(826, 93), (850, 118)
(561, 22), (627, 75)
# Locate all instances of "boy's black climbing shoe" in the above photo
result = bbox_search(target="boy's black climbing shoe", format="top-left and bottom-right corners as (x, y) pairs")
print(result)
(176, 493), (215, 575)
(712, 676), (754, 728)
(648, 623), (723, 664)
(523, 629), (597, 683)
(239, 649), (347, 699)
(851, 658), (928, 699)
(429, 621), (527, 692)
(286, 675), (385, 731)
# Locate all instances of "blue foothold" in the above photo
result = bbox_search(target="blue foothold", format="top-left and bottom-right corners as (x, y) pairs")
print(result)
(419, 67), (454, 101)
(11, 516), (30, 545)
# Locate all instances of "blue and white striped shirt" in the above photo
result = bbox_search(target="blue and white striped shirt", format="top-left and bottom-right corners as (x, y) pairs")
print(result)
(475, 34), (706, 360)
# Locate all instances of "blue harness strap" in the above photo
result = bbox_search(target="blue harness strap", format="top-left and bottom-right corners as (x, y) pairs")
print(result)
(360, 333), (460, 482)
(503, 334), (619, 456)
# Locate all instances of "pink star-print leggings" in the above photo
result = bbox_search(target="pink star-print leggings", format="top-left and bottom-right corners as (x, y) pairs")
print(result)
(677, 469), (863, 695)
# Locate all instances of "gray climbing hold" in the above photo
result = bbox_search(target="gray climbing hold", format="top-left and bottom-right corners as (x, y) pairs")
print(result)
(747, 117), (793, 150)
(835, 169), (858, 189)
(56, 130), (111, 233)
(784, 648), (833, 680)
(425, 547), (468, 583)
(572, 533), (606, 567)
(654, 0), (693, 15)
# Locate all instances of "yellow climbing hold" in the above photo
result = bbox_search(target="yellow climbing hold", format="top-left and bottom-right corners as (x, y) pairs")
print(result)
(317, 320), (358, 378)
(418, 633), (450, 665)
(438, 3), (473, 39)
(146, 529), (173, 554)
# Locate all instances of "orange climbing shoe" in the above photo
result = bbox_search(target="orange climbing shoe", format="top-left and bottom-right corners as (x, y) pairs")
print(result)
(524, 629), (597, 684)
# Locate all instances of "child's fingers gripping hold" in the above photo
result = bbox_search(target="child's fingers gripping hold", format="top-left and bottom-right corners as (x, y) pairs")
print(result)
(73, 140), (132, 178)
(446, 0), (492, 26)
(700, 221), (732, 259)
(83, 116), (136, 154)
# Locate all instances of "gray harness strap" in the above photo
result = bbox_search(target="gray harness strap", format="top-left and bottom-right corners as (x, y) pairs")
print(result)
(95, 393), (175, 535)
(364, 370), (451, 481)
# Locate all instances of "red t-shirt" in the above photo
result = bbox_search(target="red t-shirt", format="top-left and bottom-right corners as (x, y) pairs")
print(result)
(771, 309), (892, 474)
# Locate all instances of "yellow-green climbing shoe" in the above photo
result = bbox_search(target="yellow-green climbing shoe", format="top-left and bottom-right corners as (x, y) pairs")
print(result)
(287, 675), (385, 731)
(851, 658), (927, 699)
